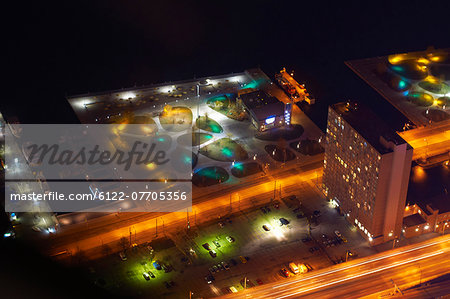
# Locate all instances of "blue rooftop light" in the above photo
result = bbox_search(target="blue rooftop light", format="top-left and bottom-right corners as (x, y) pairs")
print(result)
(265, 115), (276, 125)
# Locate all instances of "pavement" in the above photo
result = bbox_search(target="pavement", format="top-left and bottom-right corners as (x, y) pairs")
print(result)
(218, 234), (450, 299)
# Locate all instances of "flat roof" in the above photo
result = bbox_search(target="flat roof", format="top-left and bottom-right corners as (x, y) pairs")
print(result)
(346, 48), (450, 127)
(66, 70), (260, 123)
(239, 90), (285, 121)
(407, 163), (450, 214)
(331, 101), (411, 155)
(403, 213), (427, 227)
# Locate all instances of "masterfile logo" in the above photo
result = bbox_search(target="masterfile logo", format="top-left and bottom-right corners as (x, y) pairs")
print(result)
(5, 124), (192, 213)
(26, 140), (170, 171)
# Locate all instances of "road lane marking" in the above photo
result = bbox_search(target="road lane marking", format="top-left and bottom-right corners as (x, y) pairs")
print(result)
(274, 250), (446, 299)
(271, 236), (450, 289)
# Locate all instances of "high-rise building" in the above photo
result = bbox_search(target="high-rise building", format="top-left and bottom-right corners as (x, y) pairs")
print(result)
(322, 101), (413, 245)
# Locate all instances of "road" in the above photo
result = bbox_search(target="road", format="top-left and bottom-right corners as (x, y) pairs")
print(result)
(397, 121), (450, 160)
(218, 235), (450, 299)
(41, 158), (324, 259)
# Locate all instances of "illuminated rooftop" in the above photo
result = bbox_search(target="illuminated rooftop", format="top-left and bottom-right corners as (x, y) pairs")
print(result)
(346, 48), (450, 127)
(239, 90), (285, 121)
(67, 71), (259, 123)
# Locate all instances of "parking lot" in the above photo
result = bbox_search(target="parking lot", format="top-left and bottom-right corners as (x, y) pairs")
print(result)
(84, 180), (375, 298)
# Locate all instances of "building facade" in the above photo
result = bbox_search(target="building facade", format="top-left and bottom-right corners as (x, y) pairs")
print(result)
(237, 90), (291, 131)
(322, 102), (413, 245)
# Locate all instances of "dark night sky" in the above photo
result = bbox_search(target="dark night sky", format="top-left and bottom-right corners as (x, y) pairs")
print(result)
(3, 0), (450, 127)
(1, 1), (450, 296)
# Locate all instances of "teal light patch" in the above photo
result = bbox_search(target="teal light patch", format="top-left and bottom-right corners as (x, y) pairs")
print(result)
(391, 65), (403, 72)
(242, 79), (265, 89)
(398, 80), (407, 89)
(233, 163), (244, 171)
(183, 155), (192, 164)
(222, 147), (233, 157)
(210, 124), (221, 133)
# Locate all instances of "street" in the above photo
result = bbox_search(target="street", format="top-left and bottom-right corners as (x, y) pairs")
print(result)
(218, 235), (450, 298)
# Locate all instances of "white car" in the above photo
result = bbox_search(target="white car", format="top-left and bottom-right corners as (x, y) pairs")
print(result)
(226, 236), (235, 243)
(32, 226), (42, 232)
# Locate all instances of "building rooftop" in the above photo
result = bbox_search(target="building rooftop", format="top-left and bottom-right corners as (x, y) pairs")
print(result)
(403, 213), (427, 228)
(239, 90), (285, 121)
(407, 163), (450, 214)
(66, 71), (257, 123)
(346, 48), (450, 127)
(331, 101), (411, 154)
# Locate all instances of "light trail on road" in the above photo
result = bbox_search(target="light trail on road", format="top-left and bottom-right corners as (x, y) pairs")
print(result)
(218, 235), (450, 299)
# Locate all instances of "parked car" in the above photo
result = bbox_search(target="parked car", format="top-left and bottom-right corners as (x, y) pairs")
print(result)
(119, 252), (127, 261)
(164, 281), (175, 288)
(217, 263), (224, 271)
(218, 222), (225, 228)
(162, 264), (172, 273)
(279, 218), (290, 225)
(262, 225), (271, 231)
(239, 256), (248, 264)
(205, 274), (215, 284)
(226, 236), (235, 243)
(148, 271), (155, 278)
(265, 206), (271, 213)
(202, 243), (211, 251)
(256, 279), (263, 285)
(221, 261), (230, 270)
(280, 268), (290, 278)
(143, 272), (150, 281)
(32, 226), (42, 232)
(260, 207), (267, 214)
(152, 261), (162, 270)
(334, 230), (342, 238)
(209, 250), (217, 258)
(213, 240), (221, 248)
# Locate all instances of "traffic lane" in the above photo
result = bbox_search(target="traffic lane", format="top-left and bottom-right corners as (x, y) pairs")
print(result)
(42, 159), (323, 246)
(43, 168), (322, 256)
(217, 235), (450, 298)
(281, 251), (450, 299)
(230, 248), (450, 299)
